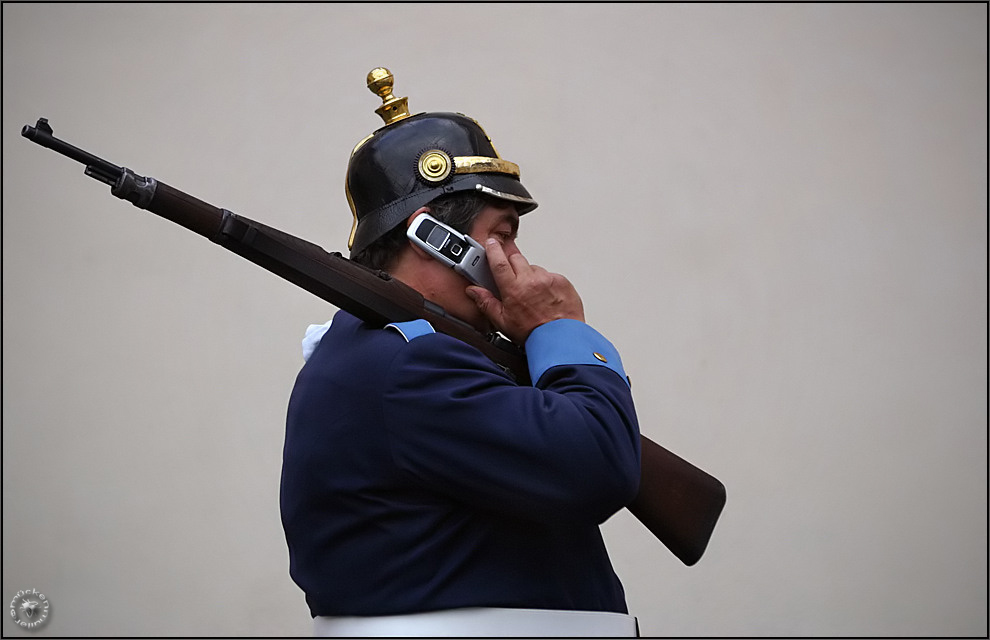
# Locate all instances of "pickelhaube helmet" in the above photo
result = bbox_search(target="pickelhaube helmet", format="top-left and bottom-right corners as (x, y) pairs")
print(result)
(346, 68), (538, 255)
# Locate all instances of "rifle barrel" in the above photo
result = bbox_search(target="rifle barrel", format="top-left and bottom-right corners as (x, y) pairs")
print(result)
(22, 118), (122, 185)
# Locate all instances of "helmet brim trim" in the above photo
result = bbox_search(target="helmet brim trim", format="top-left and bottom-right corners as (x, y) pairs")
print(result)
(349, 173), (537, 254)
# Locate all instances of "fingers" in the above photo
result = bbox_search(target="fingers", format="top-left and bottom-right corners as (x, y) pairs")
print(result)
(478, 238), (584, 343)
(466, 285), (504, 325)
(507, 251), (531, 274)
(484, 238), (514, 283)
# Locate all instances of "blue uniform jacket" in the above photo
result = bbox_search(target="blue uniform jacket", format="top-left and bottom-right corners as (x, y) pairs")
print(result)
(280, 310), (641, 617)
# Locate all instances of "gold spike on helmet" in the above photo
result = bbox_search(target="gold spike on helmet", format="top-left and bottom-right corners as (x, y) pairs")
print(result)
(345, 68), (537, 255)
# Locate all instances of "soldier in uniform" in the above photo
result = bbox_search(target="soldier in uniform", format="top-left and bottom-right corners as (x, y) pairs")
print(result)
(279, 69), (642, 637)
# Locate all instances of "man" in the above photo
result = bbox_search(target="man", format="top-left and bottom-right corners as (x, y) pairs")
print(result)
(280, 69), (642, 637)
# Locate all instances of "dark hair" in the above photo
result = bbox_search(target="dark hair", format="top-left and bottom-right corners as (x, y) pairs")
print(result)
(350, 191), (502, 271)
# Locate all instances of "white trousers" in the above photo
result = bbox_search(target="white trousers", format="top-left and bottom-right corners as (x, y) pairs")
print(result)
(313, 607), (638, 637)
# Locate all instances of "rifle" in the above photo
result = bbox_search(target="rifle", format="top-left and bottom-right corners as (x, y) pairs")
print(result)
(22, 117), (725, 565)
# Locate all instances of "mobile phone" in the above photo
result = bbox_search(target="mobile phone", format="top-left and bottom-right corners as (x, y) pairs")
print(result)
(407, 212), (500, 297)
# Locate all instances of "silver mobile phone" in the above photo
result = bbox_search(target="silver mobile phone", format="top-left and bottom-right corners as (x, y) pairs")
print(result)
(407, 212), (500, 297)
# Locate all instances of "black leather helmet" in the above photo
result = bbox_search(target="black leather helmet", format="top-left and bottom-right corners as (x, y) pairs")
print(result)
(346, 68), (537, 255)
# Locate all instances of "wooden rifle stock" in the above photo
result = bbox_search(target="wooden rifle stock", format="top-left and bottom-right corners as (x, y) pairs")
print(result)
(22, 118), (725, 565)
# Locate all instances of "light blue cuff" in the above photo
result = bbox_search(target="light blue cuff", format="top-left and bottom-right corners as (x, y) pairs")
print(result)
(524, 319), (629, 387)
(385, 319), (436, 342)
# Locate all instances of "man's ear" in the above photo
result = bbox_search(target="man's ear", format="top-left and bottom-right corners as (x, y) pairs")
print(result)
(405, 206), (431, 229)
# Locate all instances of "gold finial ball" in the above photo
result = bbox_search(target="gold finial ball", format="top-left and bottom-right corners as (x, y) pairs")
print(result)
(367, 67), (394, 100)
(366, 67), (411, 125)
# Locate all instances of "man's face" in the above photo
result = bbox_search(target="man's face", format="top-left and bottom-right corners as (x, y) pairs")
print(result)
(420, 202), (520, 330)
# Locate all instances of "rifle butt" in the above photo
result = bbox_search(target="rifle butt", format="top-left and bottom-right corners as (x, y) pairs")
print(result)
(628, 436), (726, 566)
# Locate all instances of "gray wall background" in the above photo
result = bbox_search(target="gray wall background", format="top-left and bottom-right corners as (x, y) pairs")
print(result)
(3, 4), (986, 637)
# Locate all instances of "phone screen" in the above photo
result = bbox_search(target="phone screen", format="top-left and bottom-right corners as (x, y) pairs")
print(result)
(415, 220), (466, 263)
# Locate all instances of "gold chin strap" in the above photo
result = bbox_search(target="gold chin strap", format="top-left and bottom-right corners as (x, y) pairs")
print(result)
(454, 156), (520, 177)
(417, 150), (522, 184)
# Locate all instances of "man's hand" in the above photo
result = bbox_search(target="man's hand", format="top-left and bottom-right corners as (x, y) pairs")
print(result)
(466, 238), (585, 345)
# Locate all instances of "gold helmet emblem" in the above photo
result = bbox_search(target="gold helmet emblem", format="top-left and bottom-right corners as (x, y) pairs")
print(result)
(418, 150), (453, 182)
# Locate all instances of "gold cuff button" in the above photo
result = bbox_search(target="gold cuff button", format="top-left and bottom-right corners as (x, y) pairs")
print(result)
(593, 352), (608, 363)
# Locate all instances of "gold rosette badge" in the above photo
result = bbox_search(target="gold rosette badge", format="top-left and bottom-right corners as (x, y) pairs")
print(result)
(418, 150), (452, 182)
